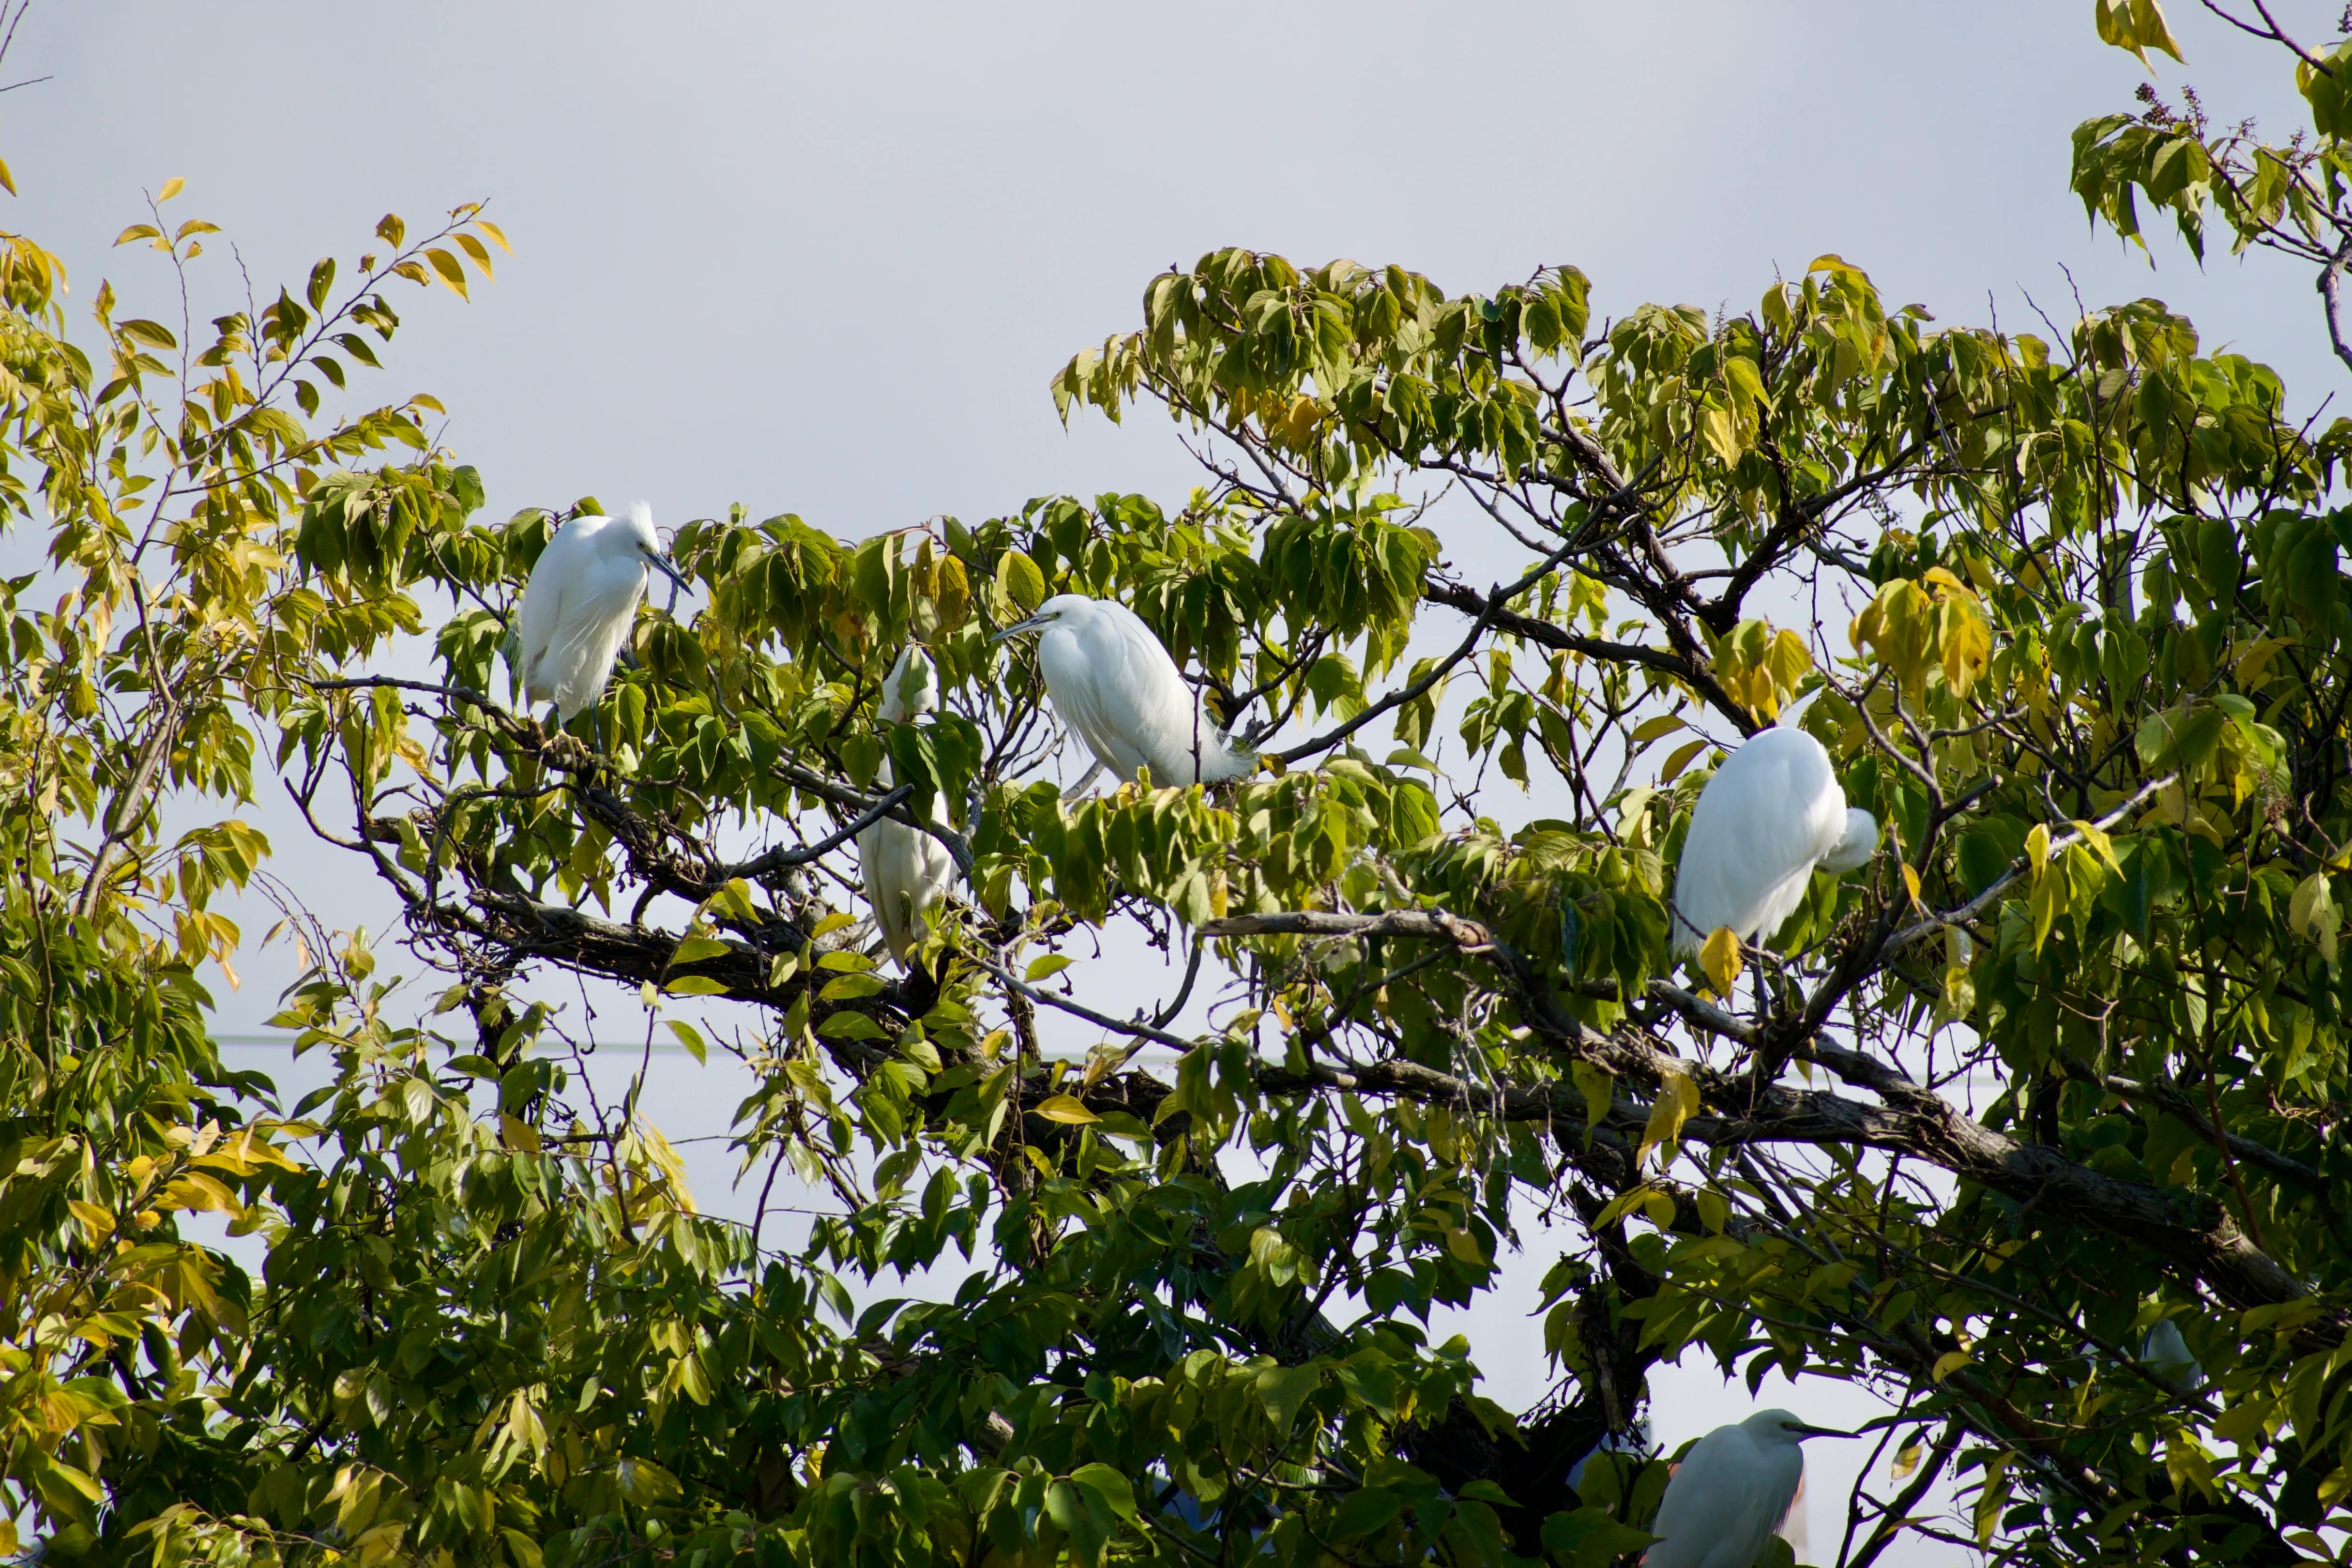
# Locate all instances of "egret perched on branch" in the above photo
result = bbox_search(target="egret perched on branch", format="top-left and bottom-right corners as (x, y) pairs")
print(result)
(1669, 699), (1879, 958)
(993, 594), (1257, 794)
(514, 502), (692, 726)
(857, 646), (956, 970)
(1644, 1410), (1848, 1568)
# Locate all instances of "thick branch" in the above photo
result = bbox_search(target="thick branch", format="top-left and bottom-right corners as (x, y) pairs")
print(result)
(1201, 908), (2335, 1334)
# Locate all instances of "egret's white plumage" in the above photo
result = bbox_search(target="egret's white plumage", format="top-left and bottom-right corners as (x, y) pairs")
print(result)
(1669, 712), (1879, 956)
(514, 502), (691, 723)
(1645, 1409), (1834, 1568)
(2141, 1318), (2204, 1394)
(995, 594), (1256, 791)
(857, 647), (956, 970)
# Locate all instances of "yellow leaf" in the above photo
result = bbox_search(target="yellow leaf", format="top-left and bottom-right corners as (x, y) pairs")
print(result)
(1035, 1093), (1100, 1125)
(1629, 714), (1686, 745)
(2071, 820), (2122, 875)
(500, 1113), (542, 1154)
(1638, 1068), (1701, 1166)
(67, 1199), (114, 1239)
(1892, 1439), (1924, 1481)
(2024, 822), (2051, 869)
(1659, 735), (1711, 783)
(1920, 564), (1975, 600)
(425, 248), (470, 299)
(1699, 927), (1742, 996)
(1900, 863), (1924, 910)
(1571, 1061), (1614, 1142)
(475, 219), (514, 255)
(1932, 1350), (1972, 1382)
(2234, 636), (2287, 688)
(2096, 0), (2186, 67)
(158, 175), (186, 202)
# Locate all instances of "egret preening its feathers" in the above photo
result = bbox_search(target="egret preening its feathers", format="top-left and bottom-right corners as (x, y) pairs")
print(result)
(857, 646), (957, 970)
(514, 502), (693, 724)
(994, 594), (1257, 793)
(1644, 1409), (1849, 1568)
(1668, 699), (1879, 958)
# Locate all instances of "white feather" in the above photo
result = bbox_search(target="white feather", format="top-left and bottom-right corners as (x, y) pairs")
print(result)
(857, 647), (956, 970)
(1669, 724), (1879, 955)
(1013, 594), (1254, 789)
(1644, 1410), (1813, 1568)
(513, 502), (680, 722)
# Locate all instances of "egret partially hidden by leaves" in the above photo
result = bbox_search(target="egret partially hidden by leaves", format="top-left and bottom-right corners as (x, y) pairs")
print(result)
(1669, 701), (1880, 967)
(858, 646), (956, 970)
(2142, 1317), (2205, 1395)
(993, 593), (1257, 793)
(1645, 1410), (1848, 1568)
(514, 502), (693, 725)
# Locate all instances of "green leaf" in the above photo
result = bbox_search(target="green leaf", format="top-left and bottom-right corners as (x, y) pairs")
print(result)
(1330, 1487), (1404, 1539)
(1255, 1361), (1323, 1433)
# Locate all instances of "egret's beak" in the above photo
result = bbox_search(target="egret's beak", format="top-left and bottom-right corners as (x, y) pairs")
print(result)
(1788, 1422), (1857, 1439)
(992, 613), (1051, 642)
(640, 548), (693, 593)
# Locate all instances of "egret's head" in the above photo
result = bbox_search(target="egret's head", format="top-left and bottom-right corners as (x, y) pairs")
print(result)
(879, 645), (940, 724)
(1746, 1409), (1851, 1446)
(992, 593), (1094, 642)
(618, 502), (691, 592)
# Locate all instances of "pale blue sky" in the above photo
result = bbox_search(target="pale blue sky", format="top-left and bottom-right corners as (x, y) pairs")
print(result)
(7, 2), (2329, 541)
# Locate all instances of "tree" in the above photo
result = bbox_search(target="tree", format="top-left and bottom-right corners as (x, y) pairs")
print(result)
(13, 4), (2352, 1566)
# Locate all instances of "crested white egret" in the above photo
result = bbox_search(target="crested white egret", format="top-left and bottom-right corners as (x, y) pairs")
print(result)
(1669, 703), (1879, 957)
(2141, 1318), (2204, 1395)
(857, 646), (956, 970)
(514, 502), (692, 725)
(1645, 1409), (1848, 1568)
(993, 594), (1256, 793)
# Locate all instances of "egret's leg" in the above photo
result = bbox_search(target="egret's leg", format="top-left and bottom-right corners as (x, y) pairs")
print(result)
(1061, 760), (1107, 800)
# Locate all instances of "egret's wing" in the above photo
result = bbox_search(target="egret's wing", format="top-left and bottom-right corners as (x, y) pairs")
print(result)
(1645, 1431), (1801, 1568)
(859, 748), (957, 970)
(515, 517), (605, 700)
(540, 548), (648, 720)
(1669, 729), (1845, 952)
(1092, 602), (1231, 785)
(1041, 625), (1153, 781)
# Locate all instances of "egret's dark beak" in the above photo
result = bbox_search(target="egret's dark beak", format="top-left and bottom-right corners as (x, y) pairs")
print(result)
(641, 548), (692, 593)
(992, 613), (1050, 642)
(1788, 1422), (1856, 1439)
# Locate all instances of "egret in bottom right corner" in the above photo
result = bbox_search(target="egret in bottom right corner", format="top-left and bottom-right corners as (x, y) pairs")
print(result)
(1645, 1409), (1851, 1568)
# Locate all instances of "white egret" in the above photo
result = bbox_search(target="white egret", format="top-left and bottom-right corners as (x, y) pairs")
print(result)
(1645, 1409), (1847, 1568)
(857, 646), (956, 970)
(1669, 704), (1879, 957)
(993, 594), (1256, 793)
(514, 502), (692, 725)
(2141, 1318), (2204, 1395)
